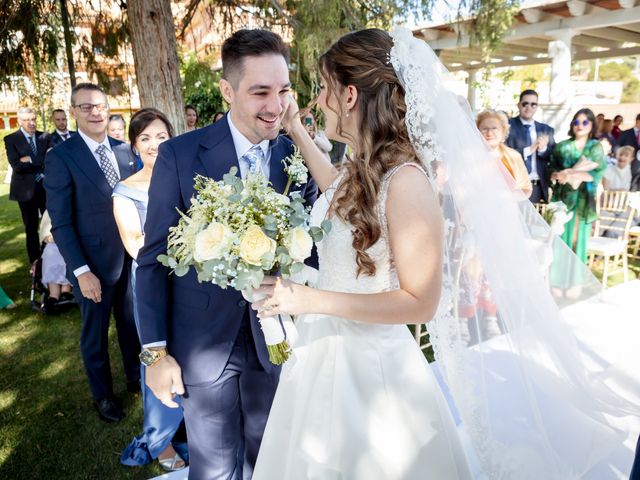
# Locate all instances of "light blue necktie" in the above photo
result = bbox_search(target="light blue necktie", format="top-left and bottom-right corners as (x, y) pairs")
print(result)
(28, 135), (37, 157)
(242, 145), (265, 176)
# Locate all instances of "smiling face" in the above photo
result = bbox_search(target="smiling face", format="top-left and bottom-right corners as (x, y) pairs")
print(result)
(518, 94), (538, 122)
(71, 88), (109, 142)
(220, 54), (290, 144)
(133, 118), (170, 169)
(478, 117), (505, 150)
(571, 113), (592, 139)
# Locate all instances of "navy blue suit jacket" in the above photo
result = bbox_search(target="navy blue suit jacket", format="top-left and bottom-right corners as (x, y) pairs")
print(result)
(4, 129), (48, 202)
(506, 117), (555, 202)
(44, 134), (136, 286)
(135, 118), (318, 385)
(47, 130), (77, 150)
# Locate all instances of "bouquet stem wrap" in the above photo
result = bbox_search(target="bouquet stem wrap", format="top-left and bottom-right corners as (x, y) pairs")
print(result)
(242, 288), (296, 365)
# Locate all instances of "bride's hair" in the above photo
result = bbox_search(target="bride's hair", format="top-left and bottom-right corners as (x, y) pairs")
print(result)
(320, 29), (421, 276)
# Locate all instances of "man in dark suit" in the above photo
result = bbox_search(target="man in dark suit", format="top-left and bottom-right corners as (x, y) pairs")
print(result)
(136, 30), (317, 478)
(506, 89), (556, 203)
(44, 83), (140, 423)
(4, 107), (48, 264)
(616, 113), (640, 191)
(47, 109), (76, 150)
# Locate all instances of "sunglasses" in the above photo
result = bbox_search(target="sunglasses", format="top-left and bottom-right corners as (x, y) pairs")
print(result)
(521, 101), (538, 108)
(572, 119), (590, 127)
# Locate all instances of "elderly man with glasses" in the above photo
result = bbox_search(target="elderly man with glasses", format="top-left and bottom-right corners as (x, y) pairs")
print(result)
(506, 89), (556, 203)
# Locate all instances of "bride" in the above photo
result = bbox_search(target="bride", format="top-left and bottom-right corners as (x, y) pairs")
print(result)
(251, 28), (472, 479)
(252, 27), (638, 480)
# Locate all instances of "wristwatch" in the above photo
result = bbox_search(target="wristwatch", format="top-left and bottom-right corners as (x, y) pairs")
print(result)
(139, 347), (168, 367)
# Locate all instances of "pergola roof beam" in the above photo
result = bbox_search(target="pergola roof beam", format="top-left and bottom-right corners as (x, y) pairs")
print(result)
(581, 27), (640, 44)
(571, 34), (621, 49)
(425, 5), (640, 50)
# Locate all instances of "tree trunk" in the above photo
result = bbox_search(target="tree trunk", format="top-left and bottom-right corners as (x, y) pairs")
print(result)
(127, 0), (186, 133)
(59, 0), (76, 87)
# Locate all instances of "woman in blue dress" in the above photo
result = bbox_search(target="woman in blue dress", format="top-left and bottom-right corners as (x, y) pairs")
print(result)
(113, 108), (187, 471)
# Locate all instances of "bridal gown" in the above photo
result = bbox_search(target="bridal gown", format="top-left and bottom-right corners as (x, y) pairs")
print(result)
(253, 164), (472, 479)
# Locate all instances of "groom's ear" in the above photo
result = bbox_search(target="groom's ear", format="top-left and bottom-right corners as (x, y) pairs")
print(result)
(220, 79), (234, 105)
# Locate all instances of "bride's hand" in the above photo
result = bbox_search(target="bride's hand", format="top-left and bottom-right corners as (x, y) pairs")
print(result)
(252, 276), (309, 317)
(281, 94), (304, 135)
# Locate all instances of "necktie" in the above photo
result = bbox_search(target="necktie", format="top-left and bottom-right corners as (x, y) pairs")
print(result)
(28, 135), (37, 157)
(96, 145), (119, 188)
(636, 129), (640, 148)
(242, 145), (265, 176)
(62, 133), (69, 141)
(523, 124), (532, 173)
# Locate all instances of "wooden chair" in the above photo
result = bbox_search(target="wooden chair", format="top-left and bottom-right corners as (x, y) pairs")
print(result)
(587, 190), (636, 288)
(629, 226), (640, 261)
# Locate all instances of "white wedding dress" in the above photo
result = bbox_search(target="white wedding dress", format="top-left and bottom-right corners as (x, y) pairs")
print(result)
(253, 164), (472, 480)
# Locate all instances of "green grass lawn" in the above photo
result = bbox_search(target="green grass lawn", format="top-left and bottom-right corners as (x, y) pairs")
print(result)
(0, 176), (638, 479)
(0, 184), (162, 479)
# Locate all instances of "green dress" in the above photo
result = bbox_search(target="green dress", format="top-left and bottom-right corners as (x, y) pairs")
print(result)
(549, 139), (606, 288)
(0, 287), (15, 309)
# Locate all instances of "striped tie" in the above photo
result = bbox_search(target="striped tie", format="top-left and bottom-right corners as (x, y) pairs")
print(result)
(95, 145), (119, 188)
(242, 145), (265, 176)
(28, 135), (37, 157)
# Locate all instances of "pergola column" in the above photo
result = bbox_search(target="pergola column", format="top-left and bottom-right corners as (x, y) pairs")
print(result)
(467, 68), (479, 114)
(547, 28), (574, 105)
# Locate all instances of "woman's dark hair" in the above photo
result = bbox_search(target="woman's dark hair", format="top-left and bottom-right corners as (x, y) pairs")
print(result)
(319, 28), (421, 277)
(128, 108), (174, 148)
(222, 30), (289, 86)
(567, 108), (596, 140)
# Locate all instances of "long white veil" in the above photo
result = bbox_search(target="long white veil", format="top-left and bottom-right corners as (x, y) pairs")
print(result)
(389, 27), (638, 479)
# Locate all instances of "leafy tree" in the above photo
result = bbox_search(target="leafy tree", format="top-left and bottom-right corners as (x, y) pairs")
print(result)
(181, 54), (226, 126)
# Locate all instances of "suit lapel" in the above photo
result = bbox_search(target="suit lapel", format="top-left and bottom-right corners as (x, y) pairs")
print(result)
(110, 139), (135, 180)
(67, 135), (113, 197)
(197, 120), (240, 181)
(268, 136), (291, 194)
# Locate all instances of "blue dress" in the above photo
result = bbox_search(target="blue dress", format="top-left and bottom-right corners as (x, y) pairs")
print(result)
(112, 182), (187, 466)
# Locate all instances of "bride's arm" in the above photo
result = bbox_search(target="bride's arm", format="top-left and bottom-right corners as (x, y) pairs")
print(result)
(254, 167), (444, 325)
(283, 96), (339, 192)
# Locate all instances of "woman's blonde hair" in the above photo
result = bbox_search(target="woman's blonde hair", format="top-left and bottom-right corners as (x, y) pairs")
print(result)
(319, 29), (421, 277)
(476, 109), (510, 140)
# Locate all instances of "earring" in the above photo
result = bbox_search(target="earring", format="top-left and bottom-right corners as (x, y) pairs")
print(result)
(345, 111), (350, 118)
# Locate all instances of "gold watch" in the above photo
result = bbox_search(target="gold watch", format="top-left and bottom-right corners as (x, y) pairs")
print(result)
(139, 347), (168, 367)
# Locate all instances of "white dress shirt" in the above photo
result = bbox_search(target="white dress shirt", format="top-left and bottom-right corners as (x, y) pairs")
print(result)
(603, 164), (632, 191)
(20, 128), (37, 162)
(227, 113), (271, 179)
(72, 130), (121, 279)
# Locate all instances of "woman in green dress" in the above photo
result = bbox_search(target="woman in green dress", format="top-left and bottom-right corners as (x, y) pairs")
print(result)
(549, 108), (607, 263)
(549, 109), (607, 293)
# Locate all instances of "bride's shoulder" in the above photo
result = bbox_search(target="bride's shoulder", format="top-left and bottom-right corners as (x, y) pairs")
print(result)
(383, 163), (438, 218)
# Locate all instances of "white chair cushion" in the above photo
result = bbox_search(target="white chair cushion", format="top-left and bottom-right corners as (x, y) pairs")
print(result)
(629, 226), (640, 235)
(587, 236), (627, 256)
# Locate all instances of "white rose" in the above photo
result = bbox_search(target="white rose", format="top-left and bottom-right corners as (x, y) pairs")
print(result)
(194, 222), (235, 262)
(286, 227), (313, 262)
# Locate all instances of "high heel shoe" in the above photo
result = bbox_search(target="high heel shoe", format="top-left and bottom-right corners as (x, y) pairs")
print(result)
(158, 452), (186, 472)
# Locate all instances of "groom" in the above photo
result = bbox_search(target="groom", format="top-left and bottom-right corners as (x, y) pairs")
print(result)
(135, 30), (317, 479)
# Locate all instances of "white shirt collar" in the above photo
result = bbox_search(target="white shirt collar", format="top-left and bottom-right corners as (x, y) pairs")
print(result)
(20, 128), (36, 140)
(77, 129), (111, 154)
(56, 129), (70, 137)
(227, 112), (269, 160)
(519, 117), (534, 126)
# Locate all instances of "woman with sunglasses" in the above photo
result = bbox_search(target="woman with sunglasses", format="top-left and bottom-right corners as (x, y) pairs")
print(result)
(549, 108), (607, 271)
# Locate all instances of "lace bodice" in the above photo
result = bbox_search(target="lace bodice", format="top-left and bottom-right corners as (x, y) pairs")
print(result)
(310, 163), (425, 295)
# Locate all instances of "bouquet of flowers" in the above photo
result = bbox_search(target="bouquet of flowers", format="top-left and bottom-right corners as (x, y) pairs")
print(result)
(542, 201), (573, 235)
(158, 147), (330, 364)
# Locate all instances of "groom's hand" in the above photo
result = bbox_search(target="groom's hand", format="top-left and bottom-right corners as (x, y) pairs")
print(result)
(146, 355), (185, 408)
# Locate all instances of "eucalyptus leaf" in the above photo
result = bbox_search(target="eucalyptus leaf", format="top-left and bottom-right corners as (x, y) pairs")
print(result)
(321, 219), (333, 233)
(290, 262), (304, 274)
(174, 264), (189, 277)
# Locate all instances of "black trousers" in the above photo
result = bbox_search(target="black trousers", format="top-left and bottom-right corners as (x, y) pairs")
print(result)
(17, 181), (46, 264)
(76, 263), (140, 400)
(529, 182), (546, 204)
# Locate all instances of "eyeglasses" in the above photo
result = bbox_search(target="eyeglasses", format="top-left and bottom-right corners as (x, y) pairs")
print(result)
(521, 102), (538, 108)
(480, 127), (500, 134)
(572, 119), (590, 127)
(73, 103), (108, 113)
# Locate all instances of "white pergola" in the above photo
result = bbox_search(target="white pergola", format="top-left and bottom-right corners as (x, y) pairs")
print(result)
(413, 0), (640, 128)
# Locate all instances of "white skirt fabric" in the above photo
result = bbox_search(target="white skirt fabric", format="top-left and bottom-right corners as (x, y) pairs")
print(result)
(41, 243), (70, 286)
(253, 314), (472, 480)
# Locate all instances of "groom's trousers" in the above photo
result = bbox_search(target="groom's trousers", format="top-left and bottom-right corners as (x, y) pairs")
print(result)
(181, 312), (280, 480)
